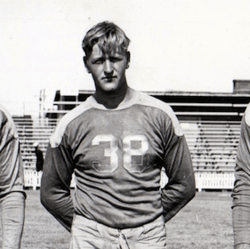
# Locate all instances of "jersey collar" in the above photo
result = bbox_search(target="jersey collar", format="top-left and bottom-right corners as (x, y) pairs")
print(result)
(87, 87), (139, 110)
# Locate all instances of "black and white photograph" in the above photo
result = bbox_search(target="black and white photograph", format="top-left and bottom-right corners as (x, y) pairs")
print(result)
(1, 1), (250, 248)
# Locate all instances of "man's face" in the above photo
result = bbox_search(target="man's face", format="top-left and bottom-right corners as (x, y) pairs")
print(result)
(84, 44), (130, 93)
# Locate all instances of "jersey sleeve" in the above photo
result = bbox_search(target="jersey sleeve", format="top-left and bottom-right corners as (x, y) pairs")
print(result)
(41, 101), (92, 232)
(0, 108), (25, 197)
(161, 116), (196, 222)
(40, 137), (75, 232)
(232, 104), (250, 246)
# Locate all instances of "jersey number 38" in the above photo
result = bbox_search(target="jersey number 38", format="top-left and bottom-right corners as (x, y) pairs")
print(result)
(92, 134), (149, 173)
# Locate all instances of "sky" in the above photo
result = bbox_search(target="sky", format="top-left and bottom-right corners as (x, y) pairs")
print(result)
(1, 0), (250, 115)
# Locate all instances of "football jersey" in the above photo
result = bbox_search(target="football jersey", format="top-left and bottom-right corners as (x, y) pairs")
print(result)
(41, 88), (194, 230)
(232, 103), (250, 245)
(236, 103), (250, 173)
(0, 104), (25, 197)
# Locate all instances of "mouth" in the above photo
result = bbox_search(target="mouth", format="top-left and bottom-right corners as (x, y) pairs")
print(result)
(102, 76), (117, 82)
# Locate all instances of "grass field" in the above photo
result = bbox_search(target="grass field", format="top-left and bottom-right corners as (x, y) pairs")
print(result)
(0, 190), (234, 249)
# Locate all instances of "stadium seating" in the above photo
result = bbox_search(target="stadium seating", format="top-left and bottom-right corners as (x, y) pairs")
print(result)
(181, 121), (240, 191)
(14, 117), (56, 170)
(183, 121), (240, 172)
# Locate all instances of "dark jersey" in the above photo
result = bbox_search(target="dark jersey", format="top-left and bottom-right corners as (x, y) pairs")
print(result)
(41, 88), (195, 231)
(0, 104), (25, 197)
(232, 103), (250, 246)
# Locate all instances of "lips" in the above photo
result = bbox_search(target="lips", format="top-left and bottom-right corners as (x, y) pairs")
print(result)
(102, 76), (117, 81)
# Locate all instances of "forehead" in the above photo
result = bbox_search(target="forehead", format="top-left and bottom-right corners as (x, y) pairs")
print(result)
(90, 44), (126, 58)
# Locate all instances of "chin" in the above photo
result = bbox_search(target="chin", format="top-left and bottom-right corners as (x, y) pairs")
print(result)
(102, 84), (119, 92)
(103, 88), (117, 93)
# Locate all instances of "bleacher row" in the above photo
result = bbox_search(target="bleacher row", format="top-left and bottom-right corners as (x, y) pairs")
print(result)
(13, 117), (241, 191)
(182, 121), (240, 172)
(14, 117), (57, 169)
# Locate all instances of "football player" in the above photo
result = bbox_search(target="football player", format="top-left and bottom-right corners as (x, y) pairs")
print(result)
(41, 21), (196, 249)
(0, 104), (26, 249)
(232, 103), (250, 249)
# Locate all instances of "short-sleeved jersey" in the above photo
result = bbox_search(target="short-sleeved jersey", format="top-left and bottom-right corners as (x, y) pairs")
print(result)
(43, 88), (194, 229)
(0, 104), (24, 197)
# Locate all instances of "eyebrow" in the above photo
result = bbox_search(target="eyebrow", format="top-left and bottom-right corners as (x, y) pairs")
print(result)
(91, 52), (123, 62)
(90, 56), (104, 63)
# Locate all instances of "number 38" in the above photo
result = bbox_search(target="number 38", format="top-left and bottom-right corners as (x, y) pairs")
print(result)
(92, 134), (149, 173)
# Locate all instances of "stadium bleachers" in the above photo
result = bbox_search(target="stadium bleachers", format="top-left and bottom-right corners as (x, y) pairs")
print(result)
(181, 121), (240, 191)
(183, 121), (240, 172)
(14, 117), (57, 169)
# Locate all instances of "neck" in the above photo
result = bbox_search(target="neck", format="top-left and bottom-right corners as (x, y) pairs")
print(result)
(94, 81), (128, 109)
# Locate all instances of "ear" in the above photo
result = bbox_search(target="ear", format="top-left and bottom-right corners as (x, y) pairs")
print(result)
(126, 52), (130, 69)
(83, 56), (91, 73)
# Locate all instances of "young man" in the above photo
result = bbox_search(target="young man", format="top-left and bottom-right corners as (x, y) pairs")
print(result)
(0, 104), (26, 249)
(232, 103), (250, 249)
(41, 21), (196, 249)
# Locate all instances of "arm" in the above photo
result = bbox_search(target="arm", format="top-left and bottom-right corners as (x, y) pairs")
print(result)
(0, 192), (25, 249)
(232, 164), (250, 247)
(0, 107), (26, 248)
(161, 123), (196, 222)
(40, 142), (75, 232)
(232, 106), (250, 247)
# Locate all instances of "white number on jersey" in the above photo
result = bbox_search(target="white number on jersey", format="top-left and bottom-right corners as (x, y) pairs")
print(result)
(91, 134), (149, 173)
(92, 134), (118, 173)
(123, 135), (149, 173)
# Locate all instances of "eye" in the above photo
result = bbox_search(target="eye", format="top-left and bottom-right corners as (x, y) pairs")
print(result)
(110, 57), (122, 63)
(91, 57), (104, 64)
(92, 58), (104, 64)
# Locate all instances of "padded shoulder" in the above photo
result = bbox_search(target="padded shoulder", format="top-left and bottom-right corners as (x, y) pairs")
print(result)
(245, 103), (250, 127)
(136, 92), (183, 136)
(0, 104), (18, 138)
(50, 99), (93, 148)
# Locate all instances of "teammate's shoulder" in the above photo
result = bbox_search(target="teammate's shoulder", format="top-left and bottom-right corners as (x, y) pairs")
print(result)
(0, 108), (7, 124)
(0, 104), (18, 138)
(0, 104), (10, 120)
(244, 103), (250, 126)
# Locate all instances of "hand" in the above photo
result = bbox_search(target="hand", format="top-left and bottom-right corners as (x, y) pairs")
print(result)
(235, 244), (250, 249)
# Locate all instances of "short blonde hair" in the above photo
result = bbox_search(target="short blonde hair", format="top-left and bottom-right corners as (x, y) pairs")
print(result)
(82, 21), (130, 58)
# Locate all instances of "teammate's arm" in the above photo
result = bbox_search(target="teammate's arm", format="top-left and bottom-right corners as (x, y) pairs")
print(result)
(0, 192), (25, 248)
(0, 108), (26, 248)
(161, 122), (196, 223)
(40, 142), (74, 232)
(232, 106), (250, 248)
(232, 164), (250, 247)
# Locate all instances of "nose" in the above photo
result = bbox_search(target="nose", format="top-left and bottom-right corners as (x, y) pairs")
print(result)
(104, 60), (113, 75)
